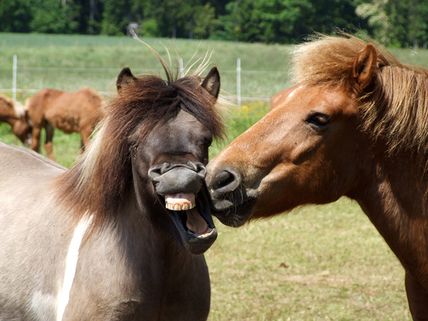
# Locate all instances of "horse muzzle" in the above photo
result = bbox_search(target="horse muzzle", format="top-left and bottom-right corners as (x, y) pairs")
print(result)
(148, 162), (217, 255)
(206, 166), (257, 227)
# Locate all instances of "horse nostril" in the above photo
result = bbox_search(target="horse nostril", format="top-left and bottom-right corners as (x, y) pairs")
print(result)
(211, 169), (241, 193)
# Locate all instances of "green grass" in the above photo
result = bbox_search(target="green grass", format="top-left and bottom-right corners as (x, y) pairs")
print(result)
(0, 32), (292, 101)
(1, 33), (423, 320)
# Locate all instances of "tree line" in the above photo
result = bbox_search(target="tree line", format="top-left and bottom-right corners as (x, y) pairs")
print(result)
(1, 0), (427, 47)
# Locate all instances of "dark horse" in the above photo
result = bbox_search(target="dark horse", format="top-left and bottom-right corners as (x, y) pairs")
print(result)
(0, 65), (223, 320)
(207, 35), (428, 320)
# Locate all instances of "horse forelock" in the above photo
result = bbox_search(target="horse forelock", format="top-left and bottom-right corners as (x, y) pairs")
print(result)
(292, 34), (428, 165)
(56, 72), (223, 226)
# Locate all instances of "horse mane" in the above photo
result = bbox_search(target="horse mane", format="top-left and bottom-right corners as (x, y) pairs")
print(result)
(56, 67), (223, 227)
(292, 34), (428, 157)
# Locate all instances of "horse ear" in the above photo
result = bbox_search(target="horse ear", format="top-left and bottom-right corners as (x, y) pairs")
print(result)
(117, 67), (137, 92)
(201, 67), (220, 99)
(352, 44), (378, 91)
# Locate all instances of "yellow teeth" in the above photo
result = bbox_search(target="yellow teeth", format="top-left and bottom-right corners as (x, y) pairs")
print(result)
(165, 193), (196, 211)
(165, 199), (196, 211)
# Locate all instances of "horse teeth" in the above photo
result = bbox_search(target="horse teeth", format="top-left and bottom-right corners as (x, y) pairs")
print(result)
(165, 202), (195, 210)
(164, 195), (196, 211)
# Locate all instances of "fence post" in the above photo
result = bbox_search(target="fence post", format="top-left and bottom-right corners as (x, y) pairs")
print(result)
(236, 57), (241, 107)
(12, 55), (17, 101)
(178, 57), (184, 77)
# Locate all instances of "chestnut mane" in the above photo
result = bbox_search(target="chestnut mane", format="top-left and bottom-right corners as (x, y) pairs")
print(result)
(56, 69), (223, 226)
(292, 35), (428, 158)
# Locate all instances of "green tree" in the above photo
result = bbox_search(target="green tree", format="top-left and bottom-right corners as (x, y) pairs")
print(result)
(217, 0), (314, 43)
(30, 0), (80, 34)
(387, 0), (428, 47)
(193, 4), (217, 38)
(357, 0), (428, 47)
(101, 0), (130, 35)
(0, 0), (33, 32)
(75, 0), (103, 34)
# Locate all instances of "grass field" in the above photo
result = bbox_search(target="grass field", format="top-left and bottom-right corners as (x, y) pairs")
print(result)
(0, 32), (293, 101)
(1, 33), (423, 320)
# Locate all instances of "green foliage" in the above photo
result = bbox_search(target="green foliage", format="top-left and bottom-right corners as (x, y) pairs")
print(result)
(141, 18), (159, 37)
(0, 0), (425, 47)
(0, 0), (33, 32)
(101, 0), (130, 35)
(217, 0), (313, 43)
(193, 4), (216, 39)
(30, 0), (80, 34)
(386, 0), (428, 47)
(357, 0), (428, 47)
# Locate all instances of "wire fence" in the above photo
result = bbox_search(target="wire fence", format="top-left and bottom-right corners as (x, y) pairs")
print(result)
(0, 55), (291, 106)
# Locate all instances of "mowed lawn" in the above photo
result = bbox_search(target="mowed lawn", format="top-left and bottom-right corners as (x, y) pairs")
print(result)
(1, 33), (424, 320)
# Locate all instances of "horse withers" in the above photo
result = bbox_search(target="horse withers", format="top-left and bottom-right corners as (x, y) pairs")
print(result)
(26, 87), (104, 159)
(0, 94), (31, 144)
(207, 35), (428, 320)
(0, 65), (223, 320)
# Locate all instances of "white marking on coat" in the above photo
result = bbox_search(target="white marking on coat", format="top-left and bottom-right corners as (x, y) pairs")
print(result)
(31, 291), (56, 321)
(56, 214), (93, 321)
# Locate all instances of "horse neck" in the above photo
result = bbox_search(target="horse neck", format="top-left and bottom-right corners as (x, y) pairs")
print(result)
(115, 177), (190, 263)
(352, 150), (428, 283)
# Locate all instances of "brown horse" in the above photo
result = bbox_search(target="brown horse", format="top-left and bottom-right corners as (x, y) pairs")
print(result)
(0, 94), (31, 144)
(207, 35), (428, 320)
(26, 87), (104, 159)
(0, 65), (222, 320)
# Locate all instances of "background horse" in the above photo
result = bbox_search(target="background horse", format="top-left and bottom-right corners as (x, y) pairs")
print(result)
(0, 94), (31, 144)
(207, 35), (428, 320)
(0, 65), (222, 320)
(26, 87), (104, 159)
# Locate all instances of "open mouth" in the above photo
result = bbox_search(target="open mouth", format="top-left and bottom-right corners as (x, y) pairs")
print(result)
(164, 189), (217, 255)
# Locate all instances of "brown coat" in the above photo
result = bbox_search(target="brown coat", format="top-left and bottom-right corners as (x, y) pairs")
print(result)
(27, 88), (104, 159)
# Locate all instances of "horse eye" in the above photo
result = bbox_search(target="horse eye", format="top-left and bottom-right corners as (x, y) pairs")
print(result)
(202, 136), (213, 147)
(306, 112), (330, 129)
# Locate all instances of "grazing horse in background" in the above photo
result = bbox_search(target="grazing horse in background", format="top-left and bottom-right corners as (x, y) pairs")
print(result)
(0, 94), (31, 144)
(207, 35), (428, 320)
(26, 87), (104, 159)
(0, 64), (223, 320)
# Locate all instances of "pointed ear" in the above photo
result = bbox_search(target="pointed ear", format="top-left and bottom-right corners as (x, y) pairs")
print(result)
(352, 44), (378, 91)
(201, 67), (220, 99)
(116, 67), (137, 93)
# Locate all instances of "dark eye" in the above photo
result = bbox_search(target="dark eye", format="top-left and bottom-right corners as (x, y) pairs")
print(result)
(306, 112), (330, 129)
(201, 136), (213, 147)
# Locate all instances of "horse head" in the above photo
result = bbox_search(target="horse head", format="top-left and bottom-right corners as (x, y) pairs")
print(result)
(120, 67), (222, 254)
(206, 36), (387, 226)
(0, 96), (32, 145)
(58, 66), (223, 255)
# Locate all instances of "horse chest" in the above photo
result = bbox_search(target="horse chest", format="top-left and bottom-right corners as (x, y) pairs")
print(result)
(62, 268), (209, 321)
